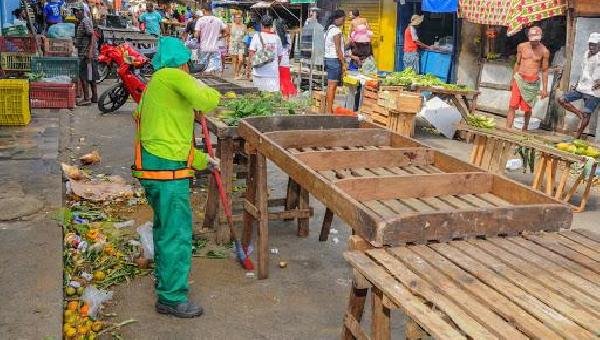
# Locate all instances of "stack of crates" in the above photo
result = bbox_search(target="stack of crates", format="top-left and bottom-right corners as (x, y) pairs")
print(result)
(42, 37), (74, 57)
(31, 56), (79, 81)
(28, 56), (79, 109)
(0, 79), (31, 126)
(0, 36), (37, 72)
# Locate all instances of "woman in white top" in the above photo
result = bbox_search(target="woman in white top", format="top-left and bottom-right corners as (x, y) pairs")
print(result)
(324, 10), (346, 113)
(249, 15), (283, 92)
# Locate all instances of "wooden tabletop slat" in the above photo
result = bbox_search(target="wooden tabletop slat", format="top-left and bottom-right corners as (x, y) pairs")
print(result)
(363, 200), (398, 219)
(430, 243), (597, 339)
(366, 249), (500, 339)
(411, 246), (562, 339)
(459, 194), (496, 208)
(546, 233), (600, 263)
(573, 229), (600, 243)
(470, 240), (600, 316)
(419, 197), (454, 211)
(380, 199), (415, 214)
(559, 231), (600, 254)
(344, 251), (467, 339)
(524, 234), (600, 275)
(401, 165), (429, 174)
(475, 193), (512, 207)
(437, 195), (474, 209)
(399, 198), (437, 213)
(386, 247), (529, 339)
(508, 237), (600, 285)
(452, 241), (600, 333)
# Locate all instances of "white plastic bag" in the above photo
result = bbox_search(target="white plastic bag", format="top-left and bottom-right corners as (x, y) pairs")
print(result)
(137, 222), (154, 260)
(417, 97), (461, 138)
(82, 286), (113, 318)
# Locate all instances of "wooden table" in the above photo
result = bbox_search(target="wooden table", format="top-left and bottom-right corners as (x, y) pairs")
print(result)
(463, 125), (597, 212)
(238, 116), (572, 279)
(343, 229), (600, 339)
(380, 85), (480, 120)
(200, 116), (312, 245)
(197, 75), (257, 94)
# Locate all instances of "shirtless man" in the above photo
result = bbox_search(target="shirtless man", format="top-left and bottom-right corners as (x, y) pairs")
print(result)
(507, 26), (550, 131)
(350, 10), (368, 32)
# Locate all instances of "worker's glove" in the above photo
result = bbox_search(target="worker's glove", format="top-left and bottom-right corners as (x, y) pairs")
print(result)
(207, 156), (221, 172)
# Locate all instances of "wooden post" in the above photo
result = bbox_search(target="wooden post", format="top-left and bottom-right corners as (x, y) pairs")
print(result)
(242, 153), (257, 249)
(342, 286), (369, 340)
(319, 208), (334, 241)
(284, 178), (300, 221)
(216, 137), (234, 244)
(256, 152), (269, 279)
(297, 187), (310, 237)
(577, 163), (597, 212)
(371, 287), (391, 340)
(559, 5), (576, 131)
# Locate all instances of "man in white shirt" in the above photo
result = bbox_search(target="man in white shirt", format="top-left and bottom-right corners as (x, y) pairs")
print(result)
(194, 3), (228, 75)
(559, 32), (600, 138)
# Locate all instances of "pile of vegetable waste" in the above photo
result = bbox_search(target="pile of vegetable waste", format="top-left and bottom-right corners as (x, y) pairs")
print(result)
(556, 139), (600, 158)
(382, 68), (471, 91)
(218, 92), (309, 126)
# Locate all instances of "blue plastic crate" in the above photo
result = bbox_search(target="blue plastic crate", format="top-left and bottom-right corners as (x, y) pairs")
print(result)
(30, 56), (79, 80)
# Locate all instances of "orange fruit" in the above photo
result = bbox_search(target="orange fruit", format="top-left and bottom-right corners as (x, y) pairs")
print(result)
(79, 304), (89, 316)
(67, 301), (79, 311)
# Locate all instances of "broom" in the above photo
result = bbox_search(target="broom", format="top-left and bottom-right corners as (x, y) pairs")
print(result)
(200, 115), (254, 271)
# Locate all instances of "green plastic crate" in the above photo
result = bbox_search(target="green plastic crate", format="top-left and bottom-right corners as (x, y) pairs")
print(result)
(31, 56), (79, 80)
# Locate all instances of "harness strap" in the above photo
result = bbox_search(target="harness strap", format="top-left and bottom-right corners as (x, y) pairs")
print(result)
(132, 115), (196, 180)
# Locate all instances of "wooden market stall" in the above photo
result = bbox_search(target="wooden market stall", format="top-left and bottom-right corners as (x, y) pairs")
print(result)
(237, 115), (572, 279)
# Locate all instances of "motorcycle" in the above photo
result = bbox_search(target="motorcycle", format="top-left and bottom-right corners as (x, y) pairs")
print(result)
(97, 43), (149, 114)
(97, 41), (154, 83)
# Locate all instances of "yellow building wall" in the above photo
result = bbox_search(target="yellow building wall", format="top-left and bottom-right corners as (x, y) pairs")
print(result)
(339, 0), (397, 72)
(378, 0), (397, 71)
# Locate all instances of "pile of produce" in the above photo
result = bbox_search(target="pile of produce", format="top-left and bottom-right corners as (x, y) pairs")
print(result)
(466, 113), (496, 129)
(219, 92), (309, 126)
(382, 68), (471, 91)
(555, 139), (600, 158)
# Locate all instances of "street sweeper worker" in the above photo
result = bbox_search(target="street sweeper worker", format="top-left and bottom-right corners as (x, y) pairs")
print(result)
(132, 36), (221, 318)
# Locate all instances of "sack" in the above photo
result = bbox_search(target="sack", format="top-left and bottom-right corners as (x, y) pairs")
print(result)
(48, 23), (76, 38)
(252, 33), (275, 68)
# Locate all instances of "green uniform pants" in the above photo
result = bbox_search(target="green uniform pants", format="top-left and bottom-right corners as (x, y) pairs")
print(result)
(140, 148), (192, 304)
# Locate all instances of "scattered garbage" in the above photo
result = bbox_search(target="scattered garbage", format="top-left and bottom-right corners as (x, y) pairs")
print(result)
(270, 248), (279, 254)
(82, 286), (113, 318)
(69, 175), (135, 202)
(279, 261), (288, 269)
(80, 151), (101, 165)
(330, 228), (339, 235)
(137, 222), (154, 260)
(246, 272), (256, 279)
(114, 220), (135, 229)
(506, 158), (523, 171)
(61, 163), (87, 180)
(332, 237), (339, 244)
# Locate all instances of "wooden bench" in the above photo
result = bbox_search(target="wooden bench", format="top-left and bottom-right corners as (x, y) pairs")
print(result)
(464, 125), (597, 212)
(343, 230), (600, 339)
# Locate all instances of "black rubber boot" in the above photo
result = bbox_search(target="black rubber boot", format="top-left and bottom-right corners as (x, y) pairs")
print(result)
(155, 301), (204, 318)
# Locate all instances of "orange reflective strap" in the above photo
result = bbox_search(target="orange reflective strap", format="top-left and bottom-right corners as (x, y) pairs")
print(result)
(134, 118), (143, 170)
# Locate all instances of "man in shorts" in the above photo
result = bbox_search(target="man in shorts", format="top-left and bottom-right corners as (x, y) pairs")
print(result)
(194, 3), (228, 75)
(558, 33), (600, 138)
(74, 4), (98, 106)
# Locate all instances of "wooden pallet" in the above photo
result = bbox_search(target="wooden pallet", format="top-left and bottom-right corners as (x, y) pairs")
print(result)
(466, 126), (597, 212)
(343, 229), (600, 340)
(237, 116), (572, 279)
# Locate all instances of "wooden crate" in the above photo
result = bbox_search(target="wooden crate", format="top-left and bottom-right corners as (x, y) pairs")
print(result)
(377, 88), (422, 113)
(311, 90), (326, 114)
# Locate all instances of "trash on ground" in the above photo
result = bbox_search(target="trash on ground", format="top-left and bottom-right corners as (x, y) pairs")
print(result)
(279, 261), (288, 268)
(114, 220), (135, 229)
(69, 175), (134, 202)
(270, 248), (279, 254)
(61, 163), (88, 180)
(136, 222), (154, 260)
(80, 151), (101, 165)
(330, 228), (339, 235)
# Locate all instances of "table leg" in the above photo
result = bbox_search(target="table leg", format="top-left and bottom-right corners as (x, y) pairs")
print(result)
(284, 178), (300, 221)
(256, 153), (269, 279)
(577, 163), (596, 213)
(216, 138), (234, 244)
(319, 208), (334, 241)
(242, 153), (257, 249)
(371, 287), (391, 340)
(342, 286), (368, 340)
(297, 187), (310, 237)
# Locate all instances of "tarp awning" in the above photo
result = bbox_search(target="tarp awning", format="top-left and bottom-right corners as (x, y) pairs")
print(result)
(459, 0), (567, 36)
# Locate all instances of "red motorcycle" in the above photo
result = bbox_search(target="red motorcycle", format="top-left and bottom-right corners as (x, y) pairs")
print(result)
(97, 42), (151, 114)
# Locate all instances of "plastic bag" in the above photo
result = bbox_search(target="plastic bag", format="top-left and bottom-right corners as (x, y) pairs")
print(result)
(48, 23), (76, 38)
(41, 76), (72, 84)
(137, 222), (154, 260)
(82, 286), (113, 318)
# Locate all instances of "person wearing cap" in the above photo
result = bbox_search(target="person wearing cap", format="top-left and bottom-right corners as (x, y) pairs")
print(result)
(558, 32), (600, 138)
(403, 14), (433, 73)
(507, 26), (550, 131)
(133, 37), (221, 318)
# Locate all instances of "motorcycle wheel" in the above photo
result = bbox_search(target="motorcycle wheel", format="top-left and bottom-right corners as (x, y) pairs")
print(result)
(98, 83), (129, 114)
(139, 63), (154, 79)
(97, 63), (109, 83)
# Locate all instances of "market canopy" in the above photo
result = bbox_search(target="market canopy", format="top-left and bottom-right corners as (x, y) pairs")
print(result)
(459, 0), (567, 36)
